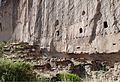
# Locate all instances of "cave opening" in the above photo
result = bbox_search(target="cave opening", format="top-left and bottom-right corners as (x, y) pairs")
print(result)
(56, 30), (60, 36)
(82, 11), (85, 15)
(113, 43), (116, 45)
(79, 28), (83, 33)
(104, 21), (108, 28)
(77, 46), (80, 49)
(55, 20), (59, 27)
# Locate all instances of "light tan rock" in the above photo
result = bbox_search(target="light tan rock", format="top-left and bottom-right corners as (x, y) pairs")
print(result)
(0, 0), (120, 54)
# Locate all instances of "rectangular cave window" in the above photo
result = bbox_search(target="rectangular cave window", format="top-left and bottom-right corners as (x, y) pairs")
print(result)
(113, 43), (116, 45)
(104, 21), (108, 28)
(77, 46), (80, 49)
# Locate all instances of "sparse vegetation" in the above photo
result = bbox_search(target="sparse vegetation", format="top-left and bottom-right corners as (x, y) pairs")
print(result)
(0, 58), (37, 81)
(57, 71), (81, 82)
(37, 75), (51, 82)
(0, 41), (6, 56)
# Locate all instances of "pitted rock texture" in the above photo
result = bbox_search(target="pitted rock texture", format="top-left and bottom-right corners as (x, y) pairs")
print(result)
(0, 0), (120, 54)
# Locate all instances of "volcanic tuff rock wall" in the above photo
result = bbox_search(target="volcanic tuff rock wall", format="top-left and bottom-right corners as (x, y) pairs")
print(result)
(0, 0), (13, 40)
(0, 0), (120, 54)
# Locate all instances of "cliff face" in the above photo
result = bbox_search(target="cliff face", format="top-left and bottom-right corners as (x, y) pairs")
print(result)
(0, 0), (120, 54)
(0, 0), (13, 40)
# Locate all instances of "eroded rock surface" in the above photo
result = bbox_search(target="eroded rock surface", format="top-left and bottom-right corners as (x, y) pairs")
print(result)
(0, 0), (120, 54)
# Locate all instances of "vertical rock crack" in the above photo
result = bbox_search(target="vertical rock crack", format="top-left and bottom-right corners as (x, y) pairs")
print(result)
(89, 0), (102, 43)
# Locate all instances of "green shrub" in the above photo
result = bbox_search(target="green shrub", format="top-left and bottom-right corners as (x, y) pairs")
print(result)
(37, 75), (50, 82)
(0, 58), (37, 81)
(0, 41), (6, 56)
(57, 71), (81, 81)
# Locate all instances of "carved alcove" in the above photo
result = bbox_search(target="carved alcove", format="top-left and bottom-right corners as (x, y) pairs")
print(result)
(56, 30), (59, 36)
(104, 21), (108, 28)
(55, 20), (59, 27)
(79, 28), (83, 33)
(55, 29), (62, 41)
(82, 11), (85, 15)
